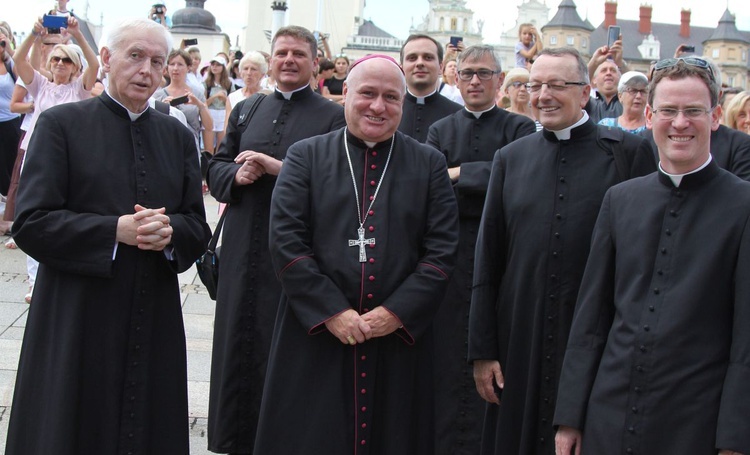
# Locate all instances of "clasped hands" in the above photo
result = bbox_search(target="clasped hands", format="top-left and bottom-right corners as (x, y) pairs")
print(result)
(116, 204), (172, 251)
(325, 308), (401, 346)
(233, 150), (283, 186)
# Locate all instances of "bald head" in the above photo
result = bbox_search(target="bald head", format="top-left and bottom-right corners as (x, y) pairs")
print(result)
(344, 57), (406, 143)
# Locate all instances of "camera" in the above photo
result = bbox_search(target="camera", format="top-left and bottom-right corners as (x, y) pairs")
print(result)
(0, 41), (5, 48)
(153, 4), (165, 14)
(682, 45), (696, 53)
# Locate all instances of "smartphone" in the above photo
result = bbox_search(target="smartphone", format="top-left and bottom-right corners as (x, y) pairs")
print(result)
(169, 95), (189, 107)
(450, 36), (463, 47)
(43, 14), (68, 34)
(607, 25), (621, 48)
(682, 45), (696, 53)
(183, 38), (198, 46)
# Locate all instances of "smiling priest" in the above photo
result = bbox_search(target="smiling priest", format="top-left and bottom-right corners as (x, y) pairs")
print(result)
(254, 54), (459, 454)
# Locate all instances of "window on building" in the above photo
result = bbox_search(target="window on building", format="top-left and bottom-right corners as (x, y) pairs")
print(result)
(567, 35), (574, 45)
(712, 48), (720, 58)
(439, 17), (444, 32)
(649, 48), (653, 57)
(464, 19), (468, 32)
(743, 50), (747, 61)
(728, 76), (735, 86)
(451, 17), (457, 31)
(582, 38), (587, 48)
(550, 35), (557, 45)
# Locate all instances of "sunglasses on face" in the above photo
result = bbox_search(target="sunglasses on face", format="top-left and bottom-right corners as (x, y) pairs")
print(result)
(50, 56), (73, 64)
(652, 57), (715, 82)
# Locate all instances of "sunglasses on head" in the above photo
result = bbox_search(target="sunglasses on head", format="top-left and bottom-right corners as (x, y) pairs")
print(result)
(50, 55), (74, 64)
(652, 57), (715, 82)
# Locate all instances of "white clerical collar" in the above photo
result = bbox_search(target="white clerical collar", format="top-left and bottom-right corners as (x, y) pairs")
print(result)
(465, 105), (495, 119)
(408, 87), (438, 105)
(659, 154), (712, 187)
(105, 89), (149, 121)
(550, 110), (589, 140)
(276, 84), (310, 100)
(364, 141), (377, 148)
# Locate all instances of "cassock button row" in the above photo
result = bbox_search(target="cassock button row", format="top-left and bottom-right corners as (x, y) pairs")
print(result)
(670, 210), (677, 217)
(649, 306), (655, 312)
(643, 325), (650, 331)
(628, 426), (635, 433)
(361, 355), (367, 360)
(627, 449), (633, 454)
(370, 180), (376, 186)
(371, 164), (377, 170)
(666, 229), (672, 236)
(361, 423), (367, 428)
(661, 248), (667, 254)
(636, 365), (643, 372)
(140, 171), (146, 176)
(361, 389), (367, 394)
(372, 151), (377, 156)
(632, 406), (638, 413)
(361, 440), (366, 445)
(361, 406), (367, 411)
(653, 288), (660, 295)
(561, 158), (567, 164)
(361, 372), (366, 378)
(369, 275), (375, 281)
(369, 226), (375, 232)
(555, 213), (562, 219)
(367, 293), (373, 299)
(657, 269), (663, 275)
(369, 258), (375, 264)
(369, 195), (374, 201)
(634, 386), (642, 393)
(639, 345), (647, 352)
(369, 210), (374, 216)
(560, 177), (566, 182)
(558, 194), (564, 200)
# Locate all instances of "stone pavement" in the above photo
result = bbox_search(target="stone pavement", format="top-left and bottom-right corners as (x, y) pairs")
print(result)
(0, 194), (222, 455)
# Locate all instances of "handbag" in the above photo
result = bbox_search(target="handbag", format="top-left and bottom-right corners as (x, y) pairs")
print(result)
(196, 208), (227, 300)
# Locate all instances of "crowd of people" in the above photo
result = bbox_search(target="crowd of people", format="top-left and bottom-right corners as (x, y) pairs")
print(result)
(1, 3), (749, 455)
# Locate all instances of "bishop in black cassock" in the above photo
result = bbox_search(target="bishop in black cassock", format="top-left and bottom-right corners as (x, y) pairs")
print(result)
(469, 49), (655, 455)
(254, 55), (458, 455)
(426, 44), (536, 455)
(205, 26), (345, 454)
(554, 57), (750, 455)
(6, 20), (210, 455)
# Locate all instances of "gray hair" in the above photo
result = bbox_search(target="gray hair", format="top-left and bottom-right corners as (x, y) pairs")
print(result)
(104, 18), (173, 56)
(537, 47), (590, 84)
(457, 45), (501, 72)
(239, 51), (268, 75)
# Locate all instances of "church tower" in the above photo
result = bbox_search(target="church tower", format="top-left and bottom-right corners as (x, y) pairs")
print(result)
(702, 9), (749, 88)
(410, 0), (483, 47)
(541, 0), (594, 57)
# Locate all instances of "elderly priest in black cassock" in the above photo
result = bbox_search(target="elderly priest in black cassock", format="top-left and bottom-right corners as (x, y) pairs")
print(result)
(254, 54), (459, 454)
(6, 18), (210, 455)
(469, 48), (656, 455)
(554, 58), (750, 455)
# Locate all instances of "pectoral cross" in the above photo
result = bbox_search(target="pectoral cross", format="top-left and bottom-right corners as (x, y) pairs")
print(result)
(348, 227), (375, 262)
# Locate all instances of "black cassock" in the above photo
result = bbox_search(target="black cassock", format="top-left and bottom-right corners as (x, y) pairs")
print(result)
(206, 88), (344, 453)
(555, 162), (750, 454)
(398, 91), (462, 142)
(426, 106), (536, 455)
(7, 93), (210, 455)
(254, 129), (459, 454)
(639, 124), (750, 181)
(469, 120), (656, 455)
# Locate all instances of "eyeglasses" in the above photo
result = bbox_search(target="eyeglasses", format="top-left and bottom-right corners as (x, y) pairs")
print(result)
(651, 106), (715, 120)
(623, 87), (648, 96)
(652, 57), (715, 82)
(509, 81), (527, 89)
(525, 80), (587, 92)
(50, 56), (73, 65)
(457, 69), (500, 81)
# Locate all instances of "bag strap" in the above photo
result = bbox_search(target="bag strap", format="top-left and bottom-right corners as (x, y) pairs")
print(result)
(237, 92), (267, 133)
(207, 208), (228, 253)
(3, 59), (16, 83)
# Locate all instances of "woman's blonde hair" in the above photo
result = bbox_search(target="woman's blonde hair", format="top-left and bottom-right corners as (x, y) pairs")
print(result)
(47, 44), (82, 80)
(725, 90), (750, 130)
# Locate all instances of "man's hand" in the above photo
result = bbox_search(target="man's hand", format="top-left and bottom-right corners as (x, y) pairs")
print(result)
(555, 426), (582, 455)
(325, 309), (372, 345)
(116, 205), (172, 251)
(360, 306), (401, 338)
(448, 166), (460, 182)
(237, 150), (284, 176)
(133, 204), (172, 251)
(233, 150), (266, 185)
(473, 359), (504, 404)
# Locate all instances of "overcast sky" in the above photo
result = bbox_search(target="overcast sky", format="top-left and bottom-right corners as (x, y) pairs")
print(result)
(4, 0), (749, 46)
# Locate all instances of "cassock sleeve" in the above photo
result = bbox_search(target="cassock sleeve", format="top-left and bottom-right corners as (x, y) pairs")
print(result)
(269, 141), (354, 333)
(553, 189), (616, 431)
(715, 213), (750, 452)
(724, 130), (750, 182)
(378, 148), (459, 344)
(207, 100), (244, 203)
(13, 111), (122, 277)
(468, 150), (508, 362)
